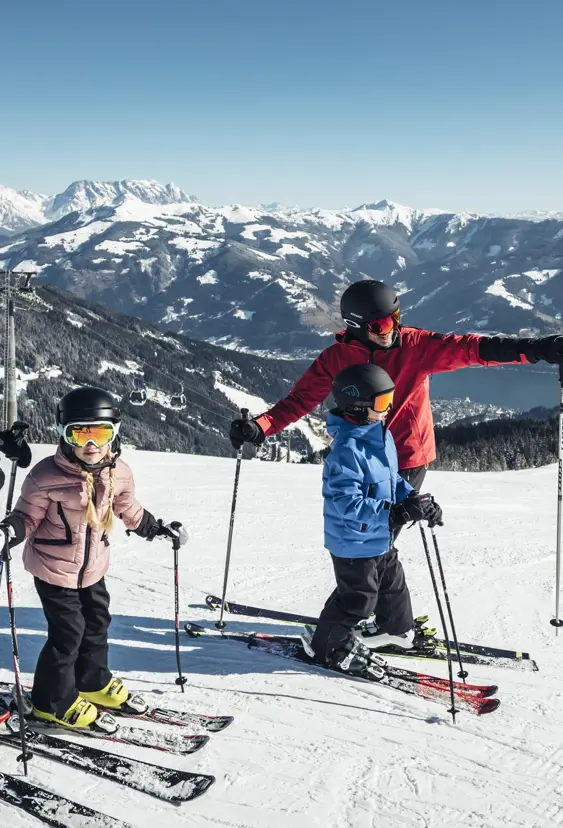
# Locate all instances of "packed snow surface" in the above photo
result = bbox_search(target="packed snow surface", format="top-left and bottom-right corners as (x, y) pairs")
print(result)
(1, 447), (562, 827)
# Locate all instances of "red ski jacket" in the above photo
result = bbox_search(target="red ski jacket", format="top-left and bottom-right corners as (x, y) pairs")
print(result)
(255, 328), (529, 470)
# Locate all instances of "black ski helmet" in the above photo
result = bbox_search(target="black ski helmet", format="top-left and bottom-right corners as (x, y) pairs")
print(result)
(57, 387), (121, 426)
(340, 279), (399, 329)
(57, 387), (121, 466)
(332, 364), (394, 424)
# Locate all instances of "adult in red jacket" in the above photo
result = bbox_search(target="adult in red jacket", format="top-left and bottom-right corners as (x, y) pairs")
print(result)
(229, 280), (563, 489)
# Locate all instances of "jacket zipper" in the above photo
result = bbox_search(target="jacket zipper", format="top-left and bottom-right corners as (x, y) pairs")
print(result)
(78, 482), (97, 589)
(361, 483), (376, 532)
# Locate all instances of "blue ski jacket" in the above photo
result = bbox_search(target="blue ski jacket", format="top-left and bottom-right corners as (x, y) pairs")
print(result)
(323, 413), (413, 558)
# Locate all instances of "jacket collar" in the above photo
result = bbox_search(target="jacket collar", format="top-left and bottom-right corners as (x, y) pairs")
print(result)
(326, 411), (386, 446)
(334, 327), (402, 352)
(53, 447), (110, 480)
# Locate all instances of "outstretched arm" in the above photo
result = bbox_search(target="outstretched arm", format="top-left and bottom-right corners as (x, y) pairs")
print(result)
(414, 329), (563, 376)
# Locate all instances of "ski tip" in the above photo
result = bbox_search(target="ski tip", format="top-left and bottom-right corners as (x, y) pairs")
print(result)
(477, 697), (501, 715)
(194, 775), (216, 798)
(482, 685), (499, 698)
(206, 715), (234, 732)
(187, 734), (210, 752)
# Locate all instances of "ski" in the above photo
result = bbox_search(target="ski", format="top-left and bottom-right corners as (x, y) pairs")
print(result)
(0, 693), (209, 756)
(202, 594), (537, 669)
(0, 681), (233, 734)
(352, 635), (536, 672)
(99, 703), (234, 733)
(0, 770), (132, 828)
(190, 625), (497, 698)
(0, 722), (215, 802)
(28, 718), (209, 756)
(209, 631), (500, 715)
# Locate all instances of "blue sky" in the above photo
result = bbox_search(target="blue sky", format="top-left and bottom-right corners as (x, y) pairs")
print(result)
(2, 0), (562, 212)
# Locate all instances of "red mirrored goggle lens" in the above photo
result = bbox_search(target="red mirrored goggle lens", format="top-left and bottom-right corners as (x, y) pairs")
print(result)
(62, 422), (117, 448)
(366, 309), (401, 335)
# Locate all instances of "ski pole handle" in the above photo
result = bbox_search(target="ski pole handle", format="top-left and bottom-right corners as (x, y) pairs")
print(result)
(168, 521), (182, 551)
(11, 421), (29, 440)
(234, 408), (251, 460)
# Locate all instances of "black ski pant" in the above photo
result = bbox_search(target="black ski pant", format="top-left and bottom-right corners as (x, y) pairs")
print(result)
(311, 548), (414, 664)
(32, 577), (113, 717)
(394, 464), (428, 540)
(399, 464), (427, 492)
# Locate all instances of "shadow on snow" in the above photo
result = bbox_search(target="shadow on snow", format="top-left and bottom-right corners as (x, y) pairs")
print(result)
(0, 606), (437, 723)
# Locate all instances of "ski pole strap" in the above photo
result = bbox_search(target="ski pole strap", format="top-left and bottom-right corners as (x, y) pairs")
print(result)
(0, 526), (11, 563)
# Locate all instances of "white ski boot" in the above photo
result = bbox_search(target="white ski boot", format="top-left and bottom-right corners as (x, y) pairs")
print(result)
(356, 614), (438, 651)
(355, 627), (416, 650)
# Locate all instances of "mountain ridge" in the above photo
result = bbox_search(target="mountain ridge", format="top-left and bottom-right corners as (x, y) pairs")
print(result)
(1, 180), (562, 367)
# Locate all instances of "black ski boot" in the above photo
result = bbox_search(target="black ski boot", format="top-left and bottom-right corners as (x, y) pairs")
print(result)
(300, 625), (386, 681)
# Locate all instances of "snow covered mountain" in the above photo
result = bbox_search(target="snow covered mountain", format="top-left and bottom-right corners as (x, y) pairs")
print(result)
(1, 183), (562, 363)
(0, 179), (197, 233)
(0, 186), (48, 234)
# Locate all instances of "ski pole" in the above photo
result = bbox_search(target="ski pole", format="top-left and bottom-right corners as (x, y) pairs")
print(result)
(551, 362), (563, 634)
(0, 422), (29, 595)
(419, 524), (457, 724)
(216, 408), (250, 631)
(430, 528), (467, 681)
(1, 528), (32, 774)
(169, 522), (187, 693)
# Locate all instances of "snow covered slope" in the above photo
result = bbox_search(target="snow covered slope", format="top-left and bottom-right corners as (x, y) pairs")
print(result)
(0, 448), (562, 826)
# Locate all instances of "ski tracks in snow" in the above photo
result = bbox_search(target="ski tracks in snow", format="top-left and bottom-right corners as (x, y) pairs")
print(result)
(2, 453), (563, 827)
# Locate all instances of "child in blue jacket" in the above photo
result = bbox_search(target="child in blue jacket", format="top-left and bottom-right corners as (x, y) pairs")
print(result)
(303, 363), (443, 679)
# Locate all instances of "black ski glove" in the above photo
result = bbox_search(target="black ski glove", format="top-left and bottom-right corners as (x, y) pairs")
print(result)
(129, 509), (161, 540)
(390, 493), (443, 529)
(0, 514), (26, 548)
(478, 335), (563, 365)
(0, 423), (32, 468)
(129, 511), (189, 544)
(229, 418), (265, 450)
(523, 335), (563, 365)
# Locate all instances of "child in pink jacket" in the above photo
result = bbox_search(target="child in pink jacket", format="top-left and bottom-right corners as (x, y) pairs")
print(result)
(3, 386), (188, 730)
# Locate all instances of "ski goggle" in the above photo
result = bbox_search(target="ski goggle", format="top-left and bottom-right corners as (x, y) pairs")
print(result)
(346, 389), (394, 417)
(57, 421), (120, 448)
(366, 310), (401, 336)
(371, 389), (394, 413)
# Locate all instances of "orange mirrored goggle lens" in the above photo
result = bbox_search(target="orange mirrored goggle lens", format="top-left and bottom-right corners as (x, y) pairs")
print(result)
(63, 422), (116, 448)
(366, 309), (401, 335)
(372, 389), (394, 413)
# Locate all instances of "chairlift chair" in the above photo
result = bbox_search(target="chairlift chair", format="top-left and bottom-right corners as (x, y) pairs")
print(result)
(169, 387), (187, 410)
(129, 388), (147, 406)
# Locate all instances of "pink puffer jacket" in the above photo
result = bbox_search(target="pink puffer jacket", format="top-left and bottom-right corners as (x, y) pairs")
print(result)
(11, 449), (144, 589)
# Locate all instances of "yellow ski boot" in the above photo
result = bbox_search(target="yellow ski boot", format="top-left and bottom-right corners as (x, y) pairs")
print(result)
(81, 678), (129, 710)
(33, 696), (98, 729)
